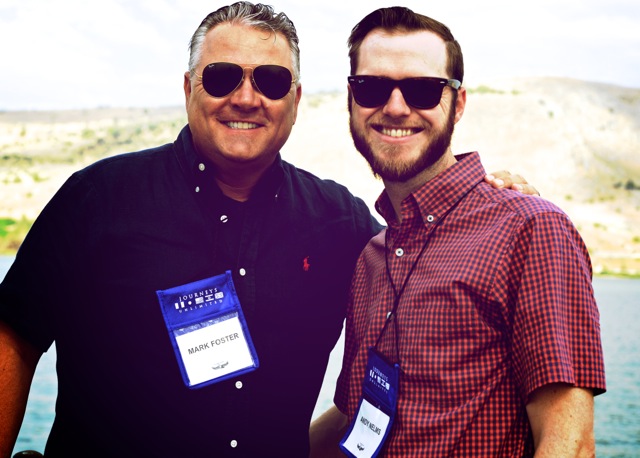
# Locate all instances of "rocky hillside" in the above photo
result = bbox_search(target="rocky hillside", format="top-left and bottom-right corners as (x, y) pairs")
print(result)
(1, 77), (638, 275)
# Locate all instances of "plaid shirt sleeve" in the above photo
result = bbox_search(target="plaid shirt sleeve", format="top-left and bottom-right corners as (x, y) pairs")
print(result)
(500, 210), (605, 401)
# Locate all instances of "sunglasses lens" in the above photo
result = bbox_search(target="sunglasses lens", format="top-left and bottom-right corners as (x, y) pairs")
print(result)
(201, 63), (244, 97)
(349, 76), (449, 109)
(348, 76), (392, 108)
(201, 63), (292, 100)
(253, 65), (293, 100)
(401, 78), (445, 109)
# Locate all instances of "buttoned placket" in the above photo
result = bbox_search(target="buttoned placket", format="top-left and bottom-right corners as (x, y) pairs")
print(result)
(379, 210), (438, 360)
(387, 212), (437, 276)
(380, 178), (477, 360)
(386, 210), (436, 293)
(192, 160), (256, 452)
(194, 161), (254, 282)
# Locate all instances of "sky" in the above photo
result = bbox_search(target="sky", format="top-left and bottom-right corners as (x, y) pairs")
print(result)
(1, 0), (639, 111)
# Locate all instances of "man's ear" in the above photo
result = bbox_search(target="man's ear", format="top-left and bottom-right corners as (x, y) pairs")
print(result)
(291, 83), (302, 125)
(183, 72), (192, 109)
(454, 85), (466, 124)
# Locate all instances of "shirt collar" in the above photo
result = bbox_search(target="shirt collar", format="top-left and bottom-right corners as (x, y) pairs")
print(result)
(375, 152), (486, 228)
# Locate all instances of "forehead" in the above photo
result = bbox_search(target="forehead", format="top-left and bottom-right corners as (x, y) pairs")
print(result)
(200, 22), (293, 69)
(357, 29), (448, 78)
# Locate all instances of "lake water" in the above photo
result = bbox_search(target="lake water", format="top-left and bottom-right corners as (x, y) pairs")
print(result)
(2, 256), (638, 456)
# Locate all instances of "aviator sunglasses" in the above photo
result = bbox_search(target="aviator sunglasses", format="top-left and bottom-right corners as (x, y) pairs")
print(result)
(348, 75), (461, 109)
(196, 62), (296, 100)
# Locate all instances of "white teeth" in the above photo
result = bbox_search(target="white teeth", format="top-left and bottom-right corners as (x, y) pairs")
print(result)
(227, 121), (259, 129)
(381, 128), (415, 138)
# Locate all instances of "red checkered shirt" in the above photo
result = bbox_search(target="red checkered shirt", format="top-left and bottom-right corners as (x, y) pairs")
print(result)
(335, 152), (606, 457)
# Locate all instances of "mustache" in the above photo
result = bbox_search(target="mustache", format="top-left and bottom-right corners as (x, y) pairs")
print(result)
(370, 117), (428, 130)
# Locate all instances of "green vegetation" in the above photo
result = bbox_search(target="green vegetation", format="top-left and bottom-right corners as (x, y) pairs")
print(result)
(596, 268), (640, 279)
(1, 118), (184, 169)
(0, 217), (33, 254)
(466, 85), (522, 96)
(468, 85), (505, 95)
(614, 179), (640, 191)
(0, 108), (187, 255)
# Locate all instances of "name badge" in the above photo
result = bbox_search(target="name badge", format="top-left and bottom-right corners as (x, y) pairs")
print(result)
(156, 271), (259, 388)
(340, 347), (400, 457)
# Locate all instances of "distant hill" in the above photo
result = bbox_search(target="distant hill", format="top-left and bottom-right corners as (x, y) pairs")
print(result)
(460, 77), (640, 277)
(1, 77), (638, 275)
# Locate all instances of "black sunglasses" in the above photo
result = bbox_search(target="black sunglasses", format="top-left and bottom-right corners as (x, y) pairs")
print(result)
(348, 75), (461, 109)
(196, 62), (296, 100)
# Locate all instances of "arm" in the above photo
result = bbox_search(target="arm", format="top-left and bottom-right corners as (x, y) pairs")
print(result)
(0, 321), (41, 458)
(309, 405), (349, 458)
(485, 170), (540, 196)
(526, 383), (596, 457)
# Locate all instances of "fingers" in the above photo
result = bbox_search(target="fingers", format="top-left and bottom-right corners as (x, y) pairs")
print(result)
(514, 183), (541, 196)
(485, 173), (540, 196)
(485, 172), (510, 189)
(487, 170), (527, 186)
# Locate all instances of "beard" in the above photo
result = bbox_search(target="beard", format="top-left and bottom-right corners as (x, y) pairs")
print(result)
(349, 100), (456, 183)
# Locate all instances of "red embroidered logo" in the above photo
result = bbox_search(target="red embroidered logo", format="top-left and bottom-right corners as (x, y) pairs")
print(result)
(303, 256), (310, 272)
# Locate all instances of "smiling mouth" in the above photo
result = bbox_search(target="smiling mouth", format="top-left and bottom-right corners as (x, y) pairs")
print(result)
(375, 126), (422, 138)
(226, 121), (260, 130)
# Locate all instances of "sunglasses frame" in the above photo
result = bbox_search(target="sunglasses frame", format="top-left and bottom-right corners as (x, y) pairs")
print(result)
(348, 75), (461, 110)
(196, 62), (297, 100)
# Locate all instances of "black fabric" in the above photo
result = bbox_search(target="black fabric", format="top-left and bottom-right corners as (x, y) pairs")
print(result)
(0, 126), (383, 457)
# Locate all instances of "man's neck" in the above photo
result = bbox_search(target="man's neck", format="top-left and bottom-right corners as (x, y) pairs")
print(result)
(213, 159), (275, 202)
(383, 152), (457, 223)
(215, 179), (255, 202)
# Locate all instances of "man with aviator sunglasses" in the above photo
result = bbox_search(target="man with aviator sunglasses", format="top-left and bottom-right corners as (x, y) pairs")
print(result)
(311, 7), (605, 458)
(0, 2), (539, 457)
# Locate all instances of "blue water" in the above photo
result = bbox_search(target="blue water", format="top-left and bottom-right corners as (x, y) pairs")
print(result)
(593, 278), (640, 457)
(2, 256), (639, 456)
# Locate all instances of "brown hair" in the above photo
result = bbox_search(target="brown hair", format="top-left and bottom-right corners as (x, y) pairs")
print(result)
(348, 6), (464, 83)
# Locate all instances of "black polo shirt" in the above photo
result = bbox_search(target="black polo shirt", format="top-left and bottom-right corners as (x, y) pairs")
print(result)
(0, 126), (382, 457)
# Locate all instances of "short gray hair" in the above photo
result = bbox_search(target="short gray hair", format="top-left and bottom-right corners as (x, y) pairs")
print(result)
(188, 2), (301, 83)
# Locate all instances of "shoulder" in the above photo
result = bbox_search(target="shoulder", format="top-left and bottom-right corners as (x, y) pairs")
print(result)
(472, 183), (590, 265)
(474, 181), (570, 223)
(281, 160), (356, 199)
(44, 142), (176, 215)
(465, 183), (587, 256)
(280, 160), (371, 213)
(61, 143), (175, 194)
(78, 142), (175, 180)
(279, 160), (383, 236)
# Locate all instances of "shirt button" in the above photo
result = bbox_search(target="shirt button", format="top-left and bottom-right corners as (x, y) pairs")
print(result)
(198, 163), (206, 171)
(220, 215), (229, 223)
(195, 186), (200, 193)
(395, 248), (404, 257)
(230, 440), (238, 448)
(427, 214), (435, 223)
(239, 268), (247, 276)
(235, 381), (243, 389)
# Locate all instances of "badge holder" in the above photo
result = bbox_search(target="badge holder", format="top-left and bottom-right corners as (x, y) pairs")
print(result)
(340, 310), (401, 458)
(156, 271), (259, 389)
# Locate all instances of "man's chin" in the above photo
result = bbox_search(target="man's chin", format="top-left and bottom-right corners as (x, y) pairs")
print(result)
(369, 164), (422, 183)
(220, 149), (276, 165)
